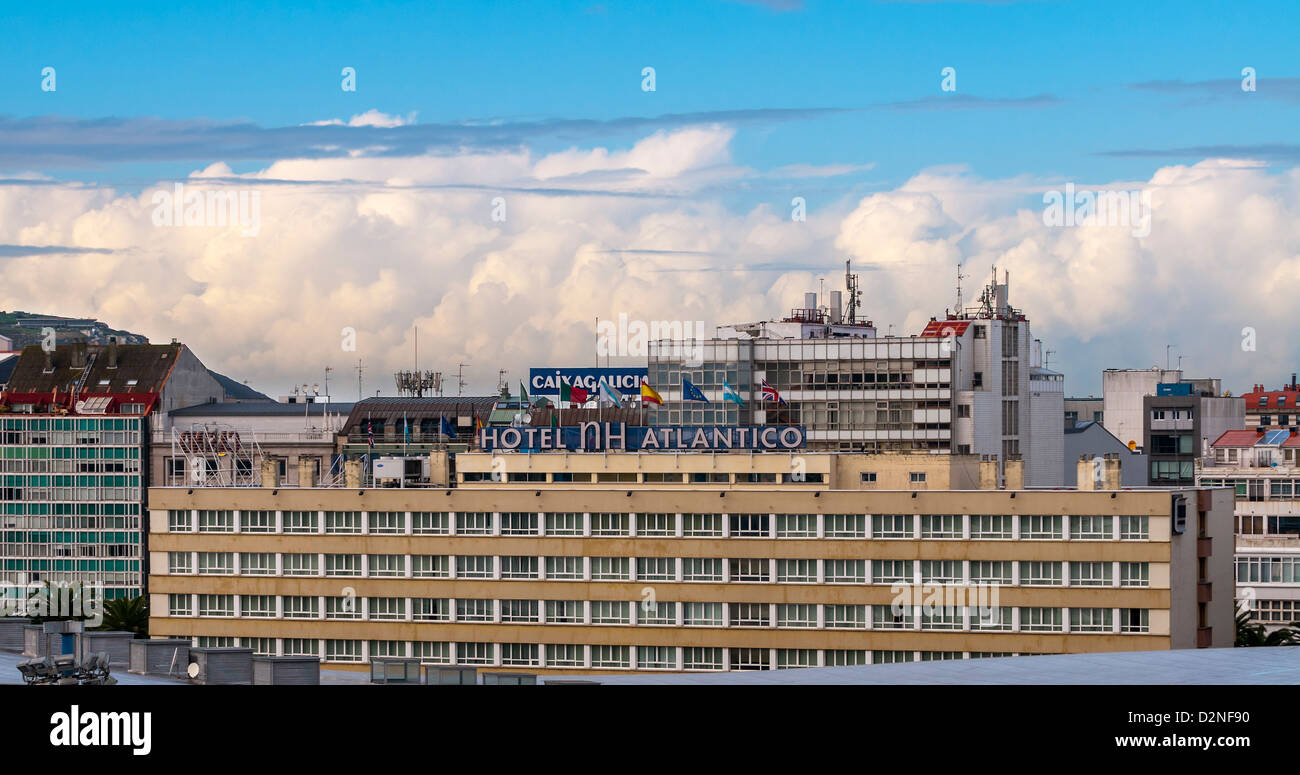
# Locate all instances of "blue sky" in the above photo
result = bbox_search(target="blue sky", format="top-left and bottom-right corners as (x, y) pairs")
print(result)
(2, 1), (1298, 396)
(5, 0), (1297, 191)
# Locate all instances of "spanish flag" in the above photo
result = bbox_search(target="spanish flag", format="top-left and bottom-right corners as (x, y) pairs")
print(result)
(640, 382), (663, 406)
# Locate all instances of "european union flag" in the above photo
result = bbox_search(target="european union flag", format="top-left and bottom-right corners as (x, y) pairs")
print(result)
(682, 379), (710, 403)
(440, 416), (456, 437)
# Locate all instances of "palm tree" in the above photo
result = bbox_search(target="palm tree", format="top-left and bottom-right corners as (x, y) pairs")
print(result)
(95, 595), (148, 638)
(1235, 606), (1300, 647)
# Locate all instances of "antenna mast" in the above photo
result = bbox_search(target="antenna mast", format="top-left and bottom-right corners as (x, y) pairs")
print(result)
(457, 363), (470, 396)
(844, 260), (862, 325)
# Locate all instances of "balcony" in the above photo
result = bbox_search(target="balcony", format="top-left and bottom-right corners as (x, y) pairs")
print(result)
(1197, 537), (1212, 557)
(1197, 582), (1213, 603)
(1197, 627), (1213, 648)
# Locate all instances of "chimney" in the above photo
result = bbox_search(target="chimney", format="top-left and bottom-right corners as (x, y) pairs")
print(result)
(829, 291), (843, 324)
(297, 458), (317, 488)
(1004, 456), (1024, 490)
(803, 292), (817, 312)
(107, 336), (118, 368)
(260, 458), (279, 488)
(979, 455), (999, 490)
(1076, 454), (1097, 491)
(1103, 453), (1122, 490)
(345, 460), (363, 489)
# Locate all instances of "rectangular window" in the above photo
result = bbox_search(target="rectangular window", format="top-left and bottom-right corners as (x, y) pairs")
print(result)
(456, 555), (494, 578)
(729, 557), (770, 582)
(455, 511), (493, 535)
(590, 556), (630, 581)
(1020, 561), (1063, 586)
(240, 510), (275, 533)
(167, 510), (192, 532)
(545, 556), (584, 580)
(871, 514), (913, 538)
(683, 513), (723, 537)
(1070, 607), (1113, 632)
(455, 643), (494, 666)
(168, 594), (191, 617)
(1070, 561), (1112, 586)
(1020, 607), (1063, 631)
(920, 514), (961, 538)
(283, 510), (318, 533)
(545, 644), (585, 668)
(590, 645), (630, 669)
(683, 602), (723, 627)
(776, 513), (817, 538)
(501, 643), (539, 667)
(729, 513), (769, 537)
(545, 600), (584, 624)
(368, 597), (406, 621)
(638, 513), (675, 536)
(368, 554), (405, 577)
(682, 557), (723, 582)
(240, 595), (275, 618)
(325, 640), (362, 662)
(544, 512), (583, 536)
(1121, 608), (1149, 633)
(369, 511), (405, 534)
(412, 555), (451, 578)
(873, 559), (911, 585)
(197, 552), (233, 575)
(499, 511), (538, 536)
(776, 558), (817, 583)
(282, 596), (319, 619)
(860, 472), (878, 484)
(1119, 562), (1150, 587)
(500, 555), (539, 579)
(591, 600), (630, 625)
(776, 603), (817, 628)
(826, 559), (866, 583)
(872, 604), (914, 630)
(1021, 515), (1063, 540)
(922, 607), (963, 630)
(972, 606), (1013, 631)
(636, 557), (675, 581)
(239, 552), (274, 576)
(1119, 516), (1150, 541)
(414, 642), (452, 664)
(322, 554), (359, 577)
(825, 604), (867, 629)
(920, 559), (962, 584)
(454, 599), (493, 622)
(591, 513), (630, 537)
(413, 598), (451, 622)
(283, 638), (318, 657)
(640, 601), (676, 626)
(324, 511), (361, 534)
(683, 647), (723, 671)
(1071, 515), (1113, 540)
(827, 514), (868, 538)
(637, 646), (675, 670)
(197, 594), (234, 617)
(197, 509), (234, 533)
(325, 596), (361, 620)
(971, 514), (1012, 539)
(412, 511), (450, 535)
(730, 602), (769, 627)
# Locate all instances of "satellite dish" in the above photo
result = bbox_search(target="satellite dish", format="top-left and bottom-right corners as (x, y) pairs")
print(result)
(191, 464), (204, 483)
(187, 663), (200, 678)
(75, 400), (86, 413)
(523, 413), (533, 424)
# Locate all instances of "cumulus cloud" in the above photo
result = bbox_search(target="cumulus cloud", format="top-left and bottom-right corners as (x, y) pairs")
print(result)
(0, 126), (1295, 397)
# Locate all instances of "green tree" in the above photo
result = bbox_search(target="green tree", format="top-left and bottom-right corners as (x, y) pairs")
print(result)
(1234, 606), (1300, 647)
(95, 595), (149, 638)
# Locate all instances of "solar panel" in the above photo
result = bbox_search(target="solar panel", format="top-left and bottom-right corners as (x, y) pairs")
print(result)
(1262, 429), (1289, 446)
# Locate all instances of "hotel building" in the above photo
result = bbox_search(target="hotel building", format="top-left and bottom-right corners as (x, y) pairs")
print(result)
(145, 451), (1233, 674)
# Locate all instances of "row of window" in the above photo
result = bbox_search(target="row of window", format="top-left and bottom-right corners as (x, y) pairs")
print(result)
(191, 636), (1051, 669)
(1235, 556), (1300, 584)
(171, 599), (1149, 633)
(166, 552), (1152, 587)
(166, 510), (1150, 541)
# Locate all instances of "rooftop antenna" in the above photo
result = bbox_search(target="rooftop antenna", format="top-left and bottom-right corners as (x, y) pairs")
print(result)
(497, 369), (507, 393)
(457, 363), (470, 396)
(1045, 349), (1056, 370)
(324, 366), (333, 399)
(955, 264), (967, 315)
(844, 259), (862, 325)
(355, 359), (364, 401)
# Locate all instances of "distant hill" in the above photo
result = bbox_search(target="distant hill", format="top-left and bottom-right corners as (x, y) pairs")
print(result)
(0, 310), (149, 348)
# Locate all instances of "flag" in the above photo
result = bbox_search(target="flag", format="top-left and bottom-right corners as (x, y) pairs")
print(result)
(550, 409), (558, 428)
(440, 416), (456, 438)
(722, 380), (744, 407)
(598, 379), (621, 407)
(560, 378), (589, 405)
(519, 380), (529, 407)
(403, 412), (410, 444)
(474, 414), (484, 432)
(682, 378), (710, 403)
(761, 379), (788, 406)
(640, 382), (663, 406)
(367, 420), (374, 449)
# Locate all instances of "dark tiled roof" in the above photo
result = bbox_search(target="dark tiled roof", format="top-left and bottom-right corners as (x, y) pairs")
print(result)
(0, 355), (17, 385)
(5, 343), (181, 394)
(171, 401), (355, 417)
(341, 396), (500, 431)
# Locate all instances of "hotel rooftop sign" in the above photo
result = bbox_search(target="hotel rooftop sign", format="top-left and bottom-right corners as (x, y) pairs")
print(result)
(479, 422), (806, 452)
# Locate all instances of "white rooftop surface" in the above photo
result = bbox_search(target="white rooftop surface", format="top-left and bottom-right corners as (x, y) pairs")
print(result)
(0, 650), (187, 685)
(543, 648), (1300, 685)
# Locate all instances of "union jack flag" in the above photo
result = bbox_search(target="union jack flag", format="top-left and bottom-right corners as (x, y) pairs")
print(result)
(367, 420), (374, 448)
(761, 379), (787, 406)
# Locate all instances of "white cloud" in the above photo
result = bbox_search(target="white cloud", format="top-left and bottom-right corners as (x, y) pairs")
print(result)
(0, 128), (1296, 397)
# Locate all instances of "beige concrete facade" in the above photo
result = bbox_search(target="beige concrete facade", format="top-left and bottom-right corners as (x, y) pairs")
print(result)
(144, 465), (1234, 674)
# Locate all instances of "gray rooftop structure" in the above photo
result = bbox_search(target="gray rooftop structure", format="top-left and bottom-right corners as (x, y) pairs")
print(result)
(540, 647), (1300, 685)
(170, 401), (355, 417)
